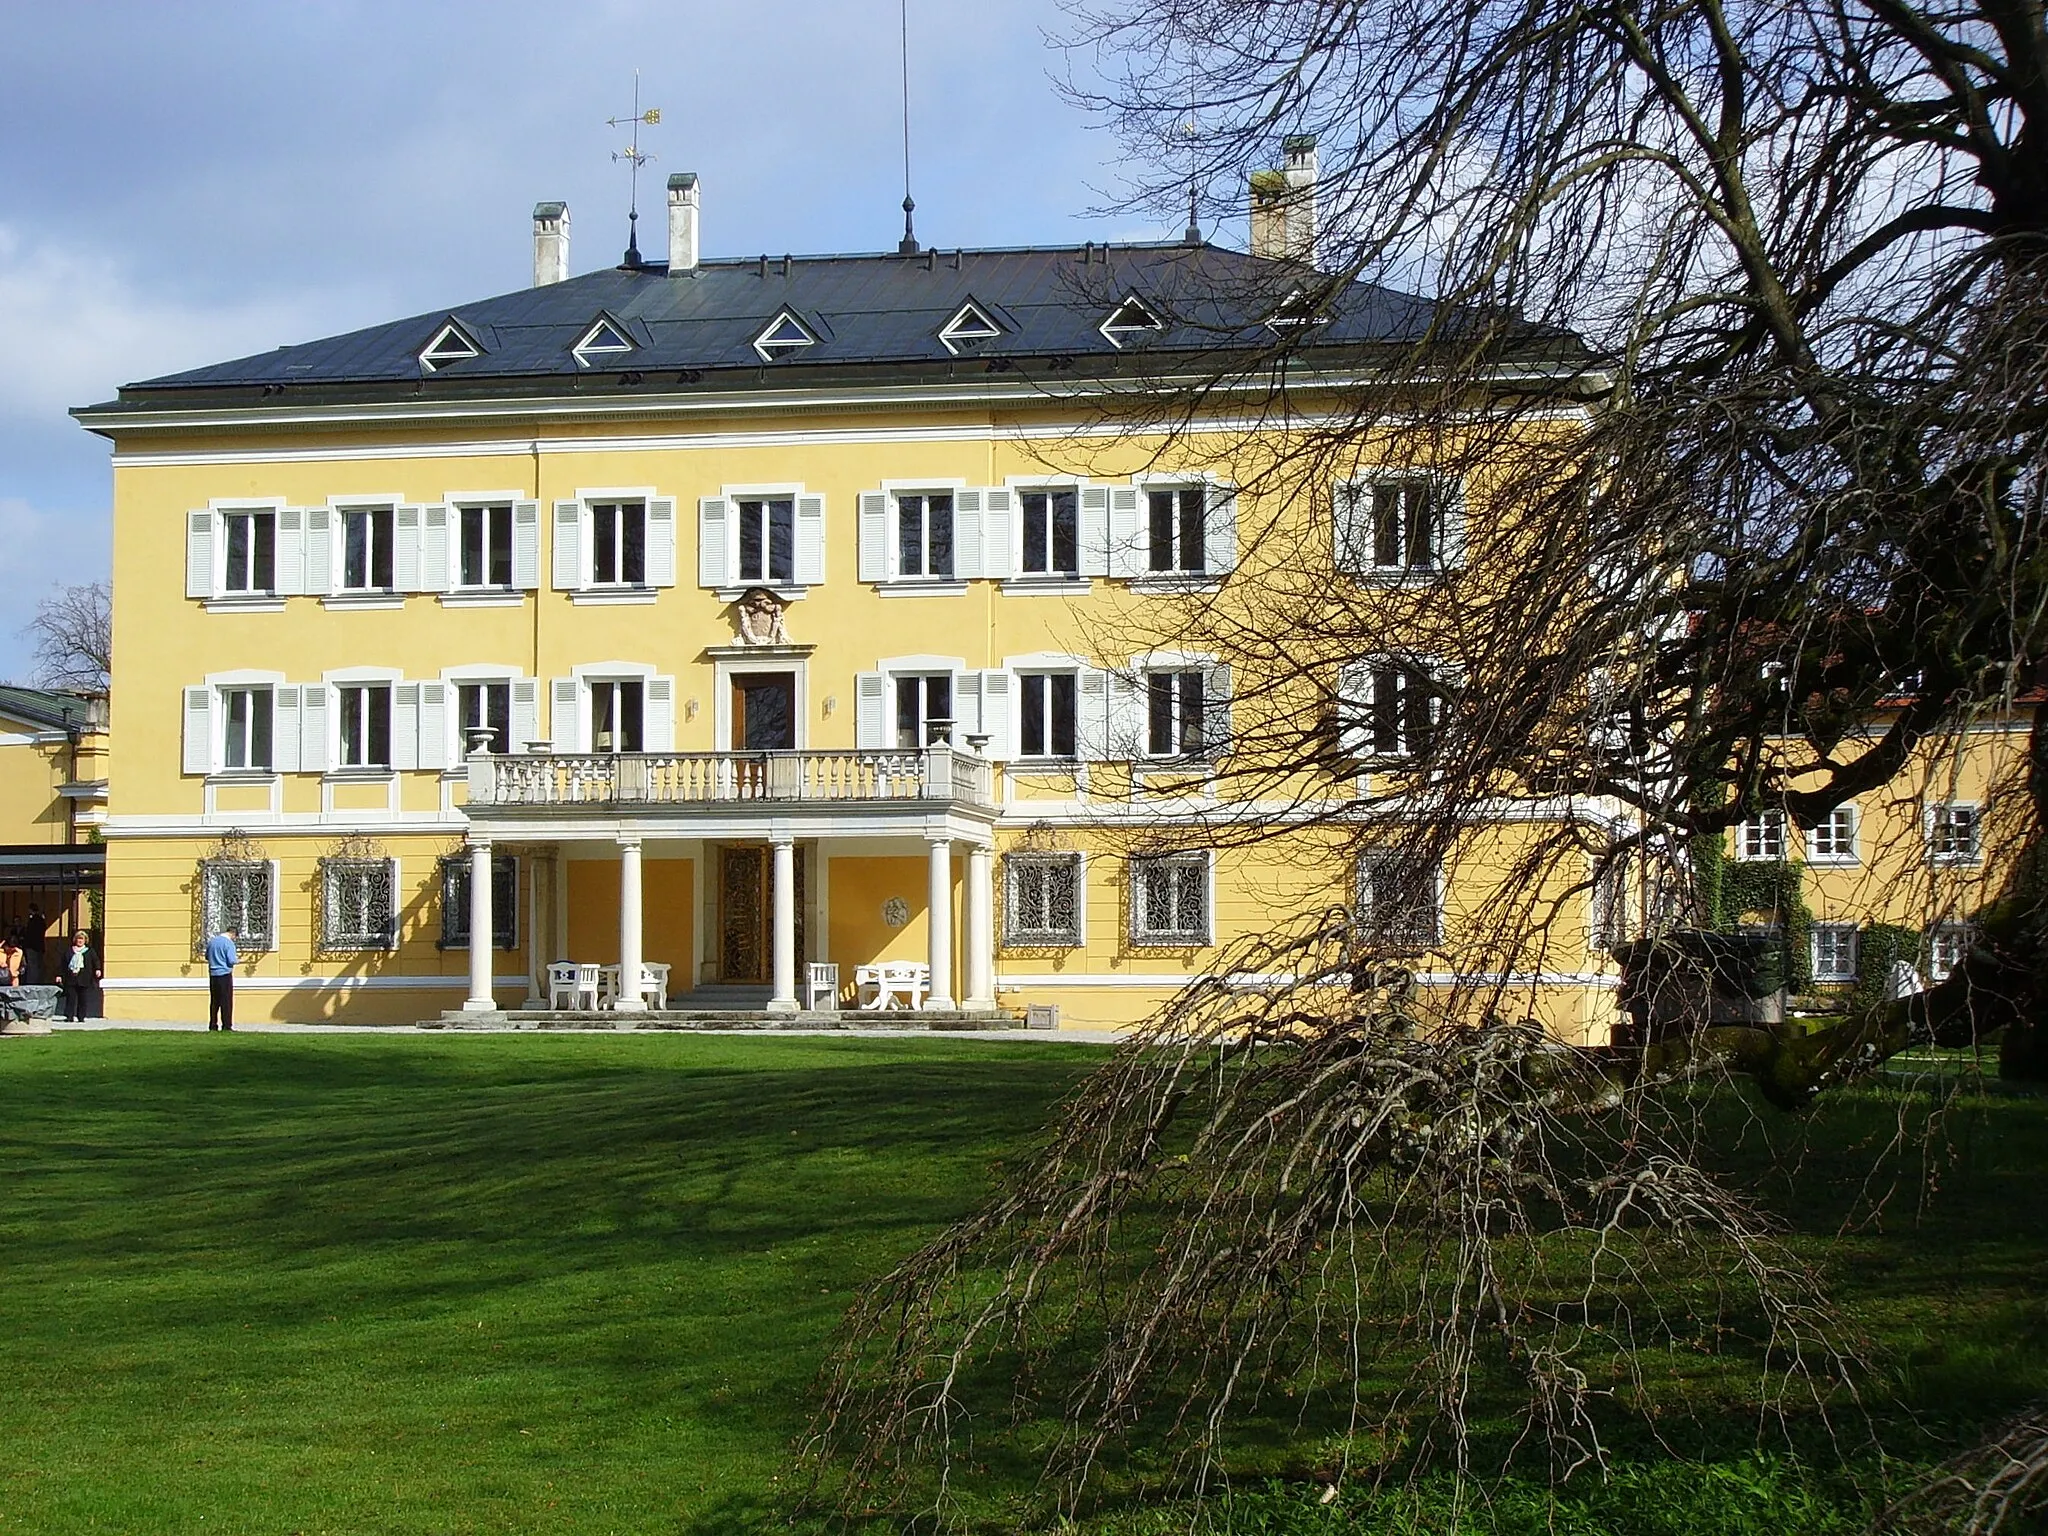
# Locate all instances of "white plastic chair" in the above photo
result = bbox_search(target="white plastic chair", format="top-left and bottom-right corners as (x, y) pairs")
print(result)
(805, 961), (840, 1011)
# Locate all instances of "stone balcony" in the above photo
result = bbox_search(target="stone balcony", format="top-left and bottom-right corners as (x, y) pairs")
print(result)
(464, 744), (995, 812)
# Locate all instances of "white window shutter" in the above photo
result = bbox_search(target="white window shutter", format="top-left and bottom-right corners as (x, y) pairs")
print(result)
(273, 686), (302, 773)
(697, 497), (730, 588)
(1333, 482), (1367, 574)
(857, 491), (888, 583)
(392, 683), (421, 770)
(301, 684), (330, 772)
(1206, 485), (1238, 574)
(953, 489), (984, 579)
(854, 671), (885, 748)
(1337, 661), (1372, 756)
(794, 494), (825, 586)
(1107, 671), (1142, 760)
(394, 505), (423, 591)
(182, 686), (213, 774)
(645, 676), (676, 751)
(1203, 664), (1233, 755)
(1080, 485), (1111, 576)
(266, 860), (282, 952)
(275, 508), (305, 596)
(511, 501), (541, 588)
(975, 669), (1013, 760)
(1077, 669), (1107, 761)
(1108, 487), (1141, 578)
(382, 858), (402, 949)
(982, 488), (1016, 579)
(1439, 478), (1468, 570)
(551, 678), (583, 752)
(304, 507), (333, 595)
(955, 670), (981, 746)
(552, 500), (583, 590)
(417, 681), (449, 771)
(421, 505), (451, 592)
(646, 497), (677, 586)
(186, 512), (214, 599)
(510, 678), (538, 750)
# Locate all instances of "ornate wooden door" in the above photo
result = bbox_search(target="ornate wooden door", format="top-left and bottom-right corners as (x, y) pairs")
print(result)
(718, 846), (767, 983)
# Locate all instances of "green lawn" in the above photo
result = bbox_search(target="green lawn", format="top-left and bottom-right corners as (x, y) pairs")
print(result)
(0, 1032), (2042, 1535)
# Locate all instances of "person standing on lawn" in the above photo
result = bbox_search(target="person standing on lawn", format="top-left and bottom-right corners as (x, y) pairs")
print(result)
(61, 929), (100, 1021)
(205, 926), (238, 1031)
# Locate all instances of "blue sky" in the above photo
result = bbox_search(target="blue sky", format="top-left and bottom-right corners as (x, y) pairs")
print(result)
(0, 0), (1200, 683)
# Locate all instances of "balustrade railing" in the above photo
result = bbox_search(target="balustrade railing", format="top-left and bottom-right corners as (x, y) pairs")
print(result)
(469, 746), (993, 809)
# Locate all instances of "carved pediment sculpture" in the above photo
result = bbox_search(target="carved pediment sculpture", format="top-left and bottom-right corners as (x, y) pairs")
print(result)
(733, 586), (790, 646)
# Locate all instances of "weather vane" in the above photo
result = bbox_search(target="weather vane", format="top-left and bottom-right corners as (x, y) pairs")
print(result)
(608, 71), (662, 268)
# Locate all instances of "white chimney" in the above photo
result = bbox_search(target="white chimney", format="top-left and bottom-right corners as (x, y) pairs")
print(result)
(1249, 135), (1318, 262)
(667, 173), (700, 272)
(532, 201), (570, 287)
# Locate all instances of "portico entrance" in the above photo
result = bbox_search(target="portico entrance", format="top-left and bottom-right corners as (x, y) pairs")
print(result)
(716, 843), (805, 984)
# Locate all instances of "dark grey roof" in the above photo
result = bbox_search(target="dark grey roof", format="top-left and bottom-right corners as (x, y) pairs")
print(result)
(0, 686), (98, 733)
(96, 240), (1581, 407)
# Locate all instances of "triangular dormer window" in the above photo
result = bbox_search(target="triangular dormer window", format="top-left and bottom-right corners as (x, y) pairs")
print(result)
(938, 300), (1004, 355)
(753, 310), (818, 361)
(419, 321), (482, 372)
(1099, 294), (1165, 347)
(572, 316), (636, 366)
(1265, 288), (1328, 330)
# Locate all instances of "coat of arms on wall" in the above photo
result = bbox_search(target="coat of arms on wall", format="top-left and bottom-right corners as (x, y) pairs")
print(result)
(733, 587), (790, 646)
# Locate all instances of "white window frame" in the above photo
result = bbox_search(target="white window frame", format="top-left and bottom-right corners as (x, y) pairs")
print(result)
(891, 671), (958, 750)
(321, 665), (404, 777)
(1925, 801), (1982, 866)
(1735, 810), (1789, 862)
(1003, 852), (1085, 946)
(335, 503), (397, 594)
(333, 681), (395, 771)
(588, 496), (650, 588)
(1130, 851), (1214, 947)
(1810, 922), (1859, 983)
(1334, 474), (1464, 579)
(1015, 482), (1084, 581)
(319, 856), (400, 952)
(753, 309), (817, 361)
(1806, 805), (1859, 865)
(217, 499), (283, 598)
(219, 684), (277, 773)
(701, 481), (820, 597)
(1140, 482), (1209, 576)
(453, 500), (517, 590)
(418, 320), (481, 372)
(571, 315), (635, 367)
(733, 493), (799, 586)
(891, 488), (960, 581)
(1098, 294), (1164, 348)
(1356, 848), (1446, 954)
(1339, 655), (1446, 762)
(1928, 922), (1973, 980)
(938, 300), (1003, 355)
(1015, 670), (1080, 761)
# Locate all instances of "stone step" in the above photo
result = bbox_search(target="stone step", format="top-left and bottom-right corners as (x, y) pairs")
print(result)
(429, 1006), (1029, 1032)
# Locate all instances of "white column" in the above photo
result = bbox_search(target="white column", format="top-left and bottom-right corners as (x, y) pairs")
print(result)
(615, 836), (647, 1013)
(924, 836), (956, 1010)
(964, 841), (995, 1011)
(462, 837), (496, 1011)
(768, 838), (798, 1013)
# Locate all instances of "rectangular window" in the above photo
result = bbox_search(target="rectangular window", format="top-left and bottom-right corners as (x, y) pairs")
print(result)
(1737, 811), (1788, 861)
(1018, 672), (1077, 758)
(1369, 660), (1439, 758)
(220, 687), (273, 771)
(458, 681), (512, 756)
(440, 854), (519, 949)
(319, 858), (396, 951)
(201, 860), (274, 951)
(896, 493), (955, 579)
(894, 674), (953, 749)
(589, 680), (645, 753)
(1132, 853), (1209, 945)
(1357, 849), (1443, 952)
(340, 507), (394, 591)
(1810, 923), (1858, 983)
(459, 503), (515, 587)
(1020, 489), (1079, 577)
(1929, 922), (1973, 980)
(590, 500), (647, 586)
(737, 497), (795, 584)
(221, 510), (276, 594)
(1146, 486), (1207, 574)
(1146, 671), (1206, 757)
(336, 684), (393, 769)
(1004, 853), (1082, 945)
(1807, 807), (1858, 863)
(1928, 803), (1981, 864)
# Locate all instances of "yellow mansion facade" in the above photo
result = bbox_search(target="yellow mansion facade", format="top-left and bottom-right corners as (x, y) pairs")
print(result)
(74, 168), (2004, 1033)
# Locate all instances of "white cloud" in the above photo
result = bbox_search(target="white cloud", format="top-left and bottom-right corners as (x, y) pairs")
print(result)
(0, 224), (345, 423)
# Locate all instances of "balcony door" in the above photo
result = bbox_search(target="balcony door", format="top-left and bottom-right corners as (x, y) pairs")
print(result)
(716, 843), (805, 985)
(732, 673), (796, 751)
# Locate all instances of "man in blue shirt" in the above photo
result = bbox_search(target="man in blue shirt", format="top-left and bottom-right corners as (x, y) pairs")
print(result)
(204, 927), (238, 1031)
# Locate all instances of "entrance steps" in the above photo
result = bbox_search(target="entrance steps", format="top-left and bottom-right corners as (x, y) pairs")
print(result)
(427, 1005), (1037, 1032)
